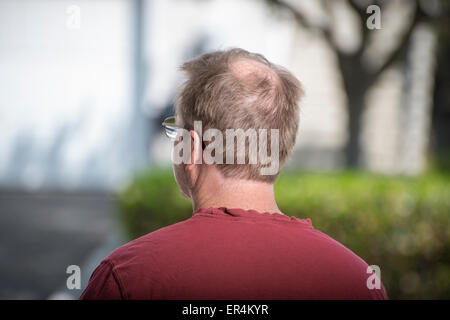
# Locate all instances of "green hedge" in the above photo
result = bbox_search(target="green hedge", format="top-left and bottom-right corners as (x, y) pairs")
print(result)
(117, 168), (450, 299)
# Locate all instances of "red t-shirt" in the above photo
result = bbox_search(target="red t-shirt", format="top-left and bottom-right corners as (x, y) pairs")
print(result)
(80, 207), (388, 300)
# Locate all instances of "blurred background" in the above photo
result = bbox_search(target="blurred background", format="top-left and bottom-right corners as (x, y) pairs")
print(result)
(0, 0), (449, 299)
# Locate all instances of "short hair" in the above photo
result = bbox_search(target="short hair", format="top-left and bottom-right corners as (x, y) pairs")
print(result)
(175, 48), (303, 182)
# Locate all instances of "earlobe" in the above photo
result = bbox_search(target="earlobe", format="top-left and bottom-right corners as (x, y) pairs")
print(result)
(185, 158), (199, 192)
(190, 130), (203, 165)
(185, 130), (203, 188)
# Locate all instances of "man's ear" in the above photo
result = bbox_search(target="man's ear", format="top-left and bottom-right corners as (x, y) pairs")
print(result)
(186, 130), (202, 171)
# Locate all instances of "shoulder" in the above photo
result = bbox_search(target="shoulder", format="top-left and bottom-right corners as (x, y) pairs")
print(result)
(104, 217), (196, 267)
(305, 227), (370, 272)
(82, 218), (198, 299)
(303, 228), (388, 299)
(80, 260), (124, 299)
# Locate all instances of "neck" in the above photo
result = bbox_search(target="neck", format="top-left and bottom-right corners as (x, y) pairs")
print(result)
(192, 172), (282, 215)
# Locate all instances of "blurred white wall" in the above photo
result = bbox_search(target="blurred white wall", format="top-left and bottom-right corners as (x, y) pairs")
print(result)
(0, 0), (147, 190)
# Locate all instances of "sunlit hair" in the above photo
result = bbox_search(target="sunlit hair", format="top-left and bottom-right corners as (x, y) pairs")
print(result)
(175, 48), (304, 182)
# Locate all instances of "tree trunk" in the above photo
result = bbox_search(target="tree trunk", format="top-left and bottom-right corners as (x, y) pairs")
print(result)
(338, 54), (370, 168)
(344, 91), (365, 168)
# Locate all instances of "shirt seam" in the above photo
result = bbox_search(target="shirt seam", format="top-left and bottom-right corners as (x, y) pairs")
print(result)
(193, 212), (313, 228)
(103, 259), (128, 300)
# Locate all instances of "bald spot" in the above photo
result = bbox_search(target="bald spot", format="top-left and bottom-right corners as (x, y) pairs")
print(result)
(229, 58), (280, 89)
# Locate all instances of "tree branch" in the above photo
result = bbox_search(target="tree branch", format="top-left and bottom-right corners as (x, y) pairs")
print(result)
(346, 0), (369, 55)
(275, 0), (310, 29)
(372, 0), (423, 79)
(274, 0), (336, 50)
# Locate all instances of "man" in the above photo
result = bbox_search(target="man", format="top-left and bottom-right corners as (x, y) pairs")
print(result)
(81, 48), (388, 299)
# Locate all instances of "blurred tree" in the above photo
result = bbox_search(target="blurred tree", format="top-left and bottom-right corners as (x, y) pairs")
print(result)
(430, 5), (450, 172)
(268, 0), (445, 168)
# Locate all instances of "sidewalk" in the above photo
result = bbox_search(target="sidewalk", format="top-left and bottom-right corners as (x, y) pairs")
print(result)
(0, 189), (123, 299)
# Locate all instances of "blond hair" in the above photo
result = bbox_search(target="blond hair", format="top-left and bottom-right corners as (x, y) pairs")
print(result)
(175, 48), (303, 182)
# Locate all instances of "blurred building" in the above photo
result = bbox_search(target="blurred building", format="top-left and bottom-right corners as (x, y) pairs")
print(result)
(0, 0), (149, 191)
(0, 0), (438, 192)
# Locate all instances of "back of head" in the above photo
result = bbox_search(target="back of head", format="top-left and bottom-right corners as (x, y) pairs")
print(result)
(176, 48), (304, 182)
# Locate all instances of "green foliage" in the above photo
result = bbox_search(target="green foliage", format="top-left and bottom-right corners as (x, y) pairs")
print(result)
(117, 168), (450, 299)
(118, 168), (193, 238)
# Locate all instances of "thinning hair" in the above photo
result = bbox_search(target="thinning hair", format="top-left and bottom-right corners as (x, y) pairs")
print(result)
(175, 48), (304, 182)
